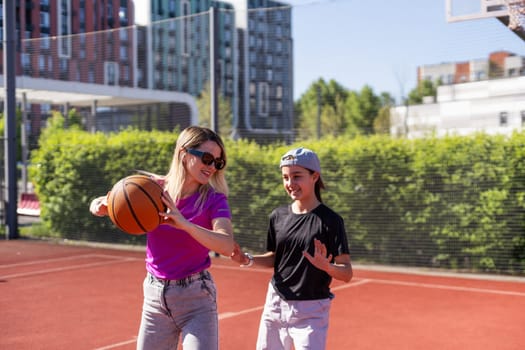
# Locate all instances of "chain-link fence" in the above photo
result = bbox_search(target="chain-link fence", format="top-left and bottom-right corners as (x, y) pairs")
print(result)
(2, 1), (525, 274)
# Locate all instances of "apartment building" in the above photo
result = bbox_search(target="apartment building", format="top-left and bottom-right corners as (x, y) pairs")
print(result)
(137, 0), (294, 140)
(0, 0), (200, 139)
(1, 0), (294, 142)
(417, 50), (525, 85)
(1, 1), (130, 133)
(0, 0), (134, 82)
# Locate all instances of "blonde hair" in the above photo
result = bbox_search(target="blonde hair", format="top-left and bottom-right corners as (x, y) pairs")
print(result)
(164, 126), (228, 210)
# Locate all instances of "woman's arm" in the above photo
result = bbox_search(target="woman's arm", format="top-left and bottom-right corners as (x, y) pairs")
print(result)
(160, 192), (234, 257)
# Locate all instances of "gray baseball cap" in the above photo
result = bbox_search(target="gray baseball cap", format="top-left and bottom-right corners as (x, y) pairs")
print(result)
(280, 147), (321, 174)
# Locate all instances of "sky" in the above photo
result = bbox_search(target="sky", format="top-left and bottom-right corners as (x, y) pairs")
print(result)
(289, 0), (525, 102)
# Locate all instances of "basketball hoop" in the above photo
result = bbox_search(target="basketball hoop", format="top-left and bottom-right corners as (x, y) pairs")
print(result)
(505, 0), (525, 31)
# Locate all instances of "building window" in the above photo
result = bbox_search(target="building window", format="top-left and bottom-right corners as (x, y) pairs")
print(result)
(40, 12), (50, 28)
(266, 69), (273, 81)
(79, 8), (86, 31)
(119, 28), (128, 41)
(88, 65), (95, 83)
(39, 55), (45, 71)
(105, 61), (119, 85)
(169, 0), (176, 15)
(258, 82), (269, 117)
(60, 58), (68, 73)
(119, 6), (128, 24)
(499, 112), (508, 126)
(181, 0), (190, 56)
(58, 0), (71, 58)
(122, 65), (130, 81)
(276, 85), (283, 98)
(21, 53), (31, 69)
(120, 46), (128, 60)
(276, 101), (283, 113)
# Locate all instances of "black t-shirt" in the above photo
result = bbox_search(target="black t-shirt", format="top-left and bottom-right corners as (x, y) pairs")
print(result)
(267, 203), (350, 300)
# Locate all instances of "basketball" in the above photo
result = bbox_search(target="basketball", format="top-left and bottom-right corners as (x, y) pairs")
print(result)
(107, 174), (166, 235)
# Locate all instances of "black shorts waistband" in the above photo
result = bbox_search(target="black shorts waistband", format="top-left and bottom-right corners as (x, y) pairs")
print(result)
(148, 270), (211, 287)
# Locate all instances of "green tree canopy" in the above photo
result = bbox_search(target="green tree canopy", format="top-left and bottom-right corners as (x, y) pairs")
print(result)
(295, 79), (395, 138)
(407, 78), (440, 105)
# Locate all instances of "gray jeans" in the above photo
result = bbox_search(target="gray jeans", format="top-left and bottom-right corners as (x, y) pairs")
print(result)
(136, 271), (218, 350)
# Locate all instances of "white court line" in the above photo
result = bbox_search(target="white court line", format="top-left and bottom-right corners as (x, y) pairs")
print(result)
(212, 264), (525, 296)
(0, 257), (138, 280)
(332, 278), (372, 290)
(0, 254), (99, 268)
(219, 305), (264, 320)
(93, 337), (137, 350)
(0, 253), (141, 269)
(330, 277), (525, 296)
(368, 278), (525, 297)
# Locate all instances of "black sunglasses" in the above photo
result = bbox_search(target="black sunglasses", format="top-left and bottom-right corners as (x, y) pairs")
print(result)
(186, 148), (226, 170)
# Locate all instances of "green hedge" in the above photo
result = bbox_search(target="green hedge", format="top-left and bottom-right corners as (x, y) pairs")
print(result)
(29, 129), (525, 274)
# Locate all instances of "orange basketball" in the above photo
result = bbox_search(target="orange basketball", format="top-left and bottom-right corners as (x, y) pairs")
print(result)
(107, 174), (166, 235)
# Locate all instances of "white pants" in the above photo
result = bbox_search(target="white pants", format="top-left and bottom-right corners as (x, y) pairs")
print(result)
(256, 283), (331, 350)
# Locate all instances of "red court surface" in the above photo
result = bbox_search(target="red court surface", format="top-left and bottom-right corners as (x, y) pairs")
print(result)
(1, 239), (524, 350)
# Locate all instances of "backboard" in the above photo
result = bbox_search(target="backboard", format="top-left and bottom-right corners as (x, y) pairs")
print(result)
(445, 0), (509, 22)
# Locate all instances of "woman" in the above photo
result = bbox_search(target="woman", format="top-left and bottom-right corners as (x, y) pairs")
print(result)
(232, 147), (353, 350)
(90, 126), (234, 350)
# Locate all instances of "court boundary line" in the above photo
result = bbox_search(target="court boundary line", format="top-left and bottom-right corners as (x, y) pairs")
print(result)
(0, 254), (141, 280)
(211, 264), (525, 296)
(93, 337), (137, 350)
(354, 263), (525, 283)
(0, 253), (140, 269)
(368, 278), (525, 297)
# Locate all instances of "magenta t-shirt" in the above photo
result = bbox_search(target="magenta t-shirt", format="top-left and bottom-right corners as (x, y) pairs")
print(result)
(145, 190), (231, 280)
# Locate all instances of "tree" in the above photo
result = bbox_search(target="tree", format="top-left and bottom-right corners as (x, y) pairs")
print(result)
(373, 92), (395, 134)
(296, 79), (395, 138)
(346, 85), (382, 135)
(407, 79), (439, 105)
(196, 83), (233, 138)
(67, 108), (83, 130)
(295, 78), (349, 138)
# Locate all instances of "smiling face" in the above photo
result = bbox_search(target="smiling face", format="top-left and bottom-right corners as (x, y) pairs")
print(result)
(281, 165), (319, 202)
(183, 140), (224, 191)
